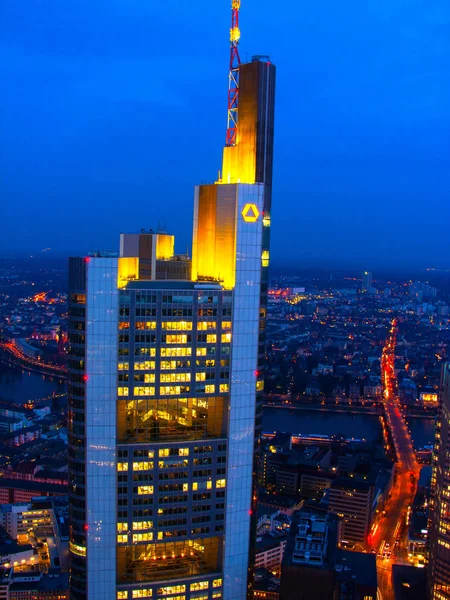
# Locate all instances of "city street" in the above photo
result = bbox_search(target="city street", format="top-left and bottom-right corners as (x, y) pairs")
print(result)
(367, 396), (421, 600)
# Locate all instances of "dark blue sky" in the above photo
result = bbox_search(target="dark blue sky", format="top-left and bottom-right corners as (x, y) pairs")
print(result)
(2, 1), (449, 267)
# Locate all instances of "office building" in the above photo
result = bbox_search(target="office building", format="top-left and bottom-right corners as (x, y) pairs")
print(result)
(428, 363), (450, 599)
(361, 271), (372, 294)
(280, 508), (339, 600)
(327, 479), (373, 544)
(67, 16), (276, 600)
(280, 507), (377, 600)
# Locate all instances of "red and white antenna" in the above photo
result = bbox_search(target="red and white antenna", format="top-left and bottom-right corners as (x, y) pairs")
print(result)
(226, 1), (241, 146)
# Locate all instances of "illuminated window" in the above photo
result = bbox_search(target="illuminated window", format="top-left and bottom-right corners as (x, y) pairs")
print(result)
(179, 448), (189, 456)
(160, 361), (176, 370)
(196, 372), (206, 382)
(166, 334), (188, 344)
(119, 322), (130, 330)
(160, 373), (191, 383)
(137, 486), (154, 495)
(216, 479), (226, 489)
(133, 521), (153, 530)
(132, 590), (152, 598)
(206, 334), (217, 343)
(256, 380), (264, 392)
(221, 333), (232, 343)
(117, 462), (128, 472)
(261, 250), (270, 267)
(197, 322), (216, 330)
(117, 534), (128, 543)
(162, 322), (193, 330)
(192, 482), (198, 491)
(183, 483), (189, 492)
(144, 374), (156, 383)
(118, 387), (129, 397)
(157, 586), (186, 596)
(136, 321), (157, 330)
(133, 462), (153, 471)
(160, 385), (190, 395)
(190, 582), (209, 591)
(205, 384), (215, 394)
(159, 449), (170, 457)
(263, 213), (271, 227)
(212, 594), (222, 599)
(134, 361), (155, 370)
(222, 321), (232, 330)
(117, 522), (128, 532)
(207, 481), (212, 490)
(117, 592), (128, 599)
(134, 386), (155, 396)
(213, 579), (222, 588)
(196, 348), (207, 356)
(219, 384), (229, 393)
(133, 532), (153, 542)
(135, 347), (156, 357)
(69, 541), (86, 557)
(161, 347), (192, 357)
(118, 362), (129, 370)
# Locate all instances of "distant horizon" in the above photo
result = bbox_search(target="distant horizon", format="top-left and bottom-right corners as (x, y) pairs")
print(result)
(0, 250), (448, 275)
(2, 1), (450, 266)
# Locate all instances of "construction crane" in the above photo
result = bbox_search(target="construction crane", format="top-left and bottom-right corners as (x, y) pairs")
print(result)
(226, 0), (241, 146)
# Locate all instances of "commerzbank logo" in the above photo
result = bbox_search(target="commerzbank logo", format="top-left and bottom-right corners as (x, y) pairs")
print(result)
(241, 203), (260, 223)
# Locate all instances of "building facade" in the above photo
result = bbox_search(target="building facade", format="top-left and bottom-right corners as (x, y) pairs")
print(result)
(428, 363), (450, 599)
(361, 271), (372, 294)
(68, 58), (276, 600)
(328, 479), (373, 544)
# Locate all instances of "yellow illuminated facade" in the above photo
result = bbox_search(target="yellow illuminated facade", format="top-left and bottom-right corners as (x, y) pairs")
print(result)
(156, 234), (175, 260)
(118, 257), (139, 289)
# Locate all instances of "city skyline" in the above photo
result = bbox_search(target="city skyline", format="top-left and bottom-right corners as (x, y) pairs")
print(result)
(2, 0), (450, 266)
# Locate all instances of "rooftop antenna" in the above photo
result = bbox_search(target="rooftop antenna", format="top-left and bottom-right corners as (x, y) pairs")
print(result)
(225, 1), (241, 147)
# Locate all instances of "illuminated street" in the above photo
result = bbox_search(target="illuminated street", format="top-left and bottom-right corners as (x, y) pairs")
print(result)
(368, 396), (420, 600)
(366, 319), (421, 600)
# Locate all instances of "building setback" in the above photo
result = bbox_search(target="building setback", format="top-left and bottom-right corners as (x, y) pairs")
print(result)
(67, 49), (276, 600)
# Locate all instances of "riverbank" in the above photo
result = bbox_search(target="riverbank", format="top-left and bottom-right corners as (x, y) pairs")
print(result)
(263, 401), (437, 420)
(263, 402), (382, 415)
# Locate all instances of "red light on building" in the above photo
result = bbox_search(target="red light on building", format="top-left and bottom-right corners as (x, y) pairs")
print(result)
(83, 375), (89, 382)
(84, 257), (90, 263)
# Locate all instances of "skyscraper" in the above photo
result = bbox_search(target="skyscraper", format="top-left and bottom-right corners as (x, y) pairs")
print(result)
(428, 363), (450, 599)
(362, 271), (372, 293)
(67, 15), (276, 600)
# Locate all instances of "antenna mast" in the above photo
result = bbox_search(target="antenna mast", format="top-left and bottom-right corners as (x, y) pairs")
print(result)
(226, 1), (241, 147)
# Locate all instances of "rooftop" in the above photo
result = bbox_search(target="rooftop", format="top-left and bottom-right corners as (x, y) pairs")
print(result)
(334, 549), (377, 589)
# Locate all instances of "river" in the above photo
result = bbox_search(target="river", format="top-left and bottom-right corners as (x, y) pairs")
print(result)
(261, 407), (436, 451)
(0, 367), (436, 450)
(0, 363), (67, 404)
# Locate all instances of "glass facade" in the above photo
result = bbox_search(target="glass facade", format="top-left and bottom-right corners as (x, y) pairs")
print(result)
(68, 55), (275, 600)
